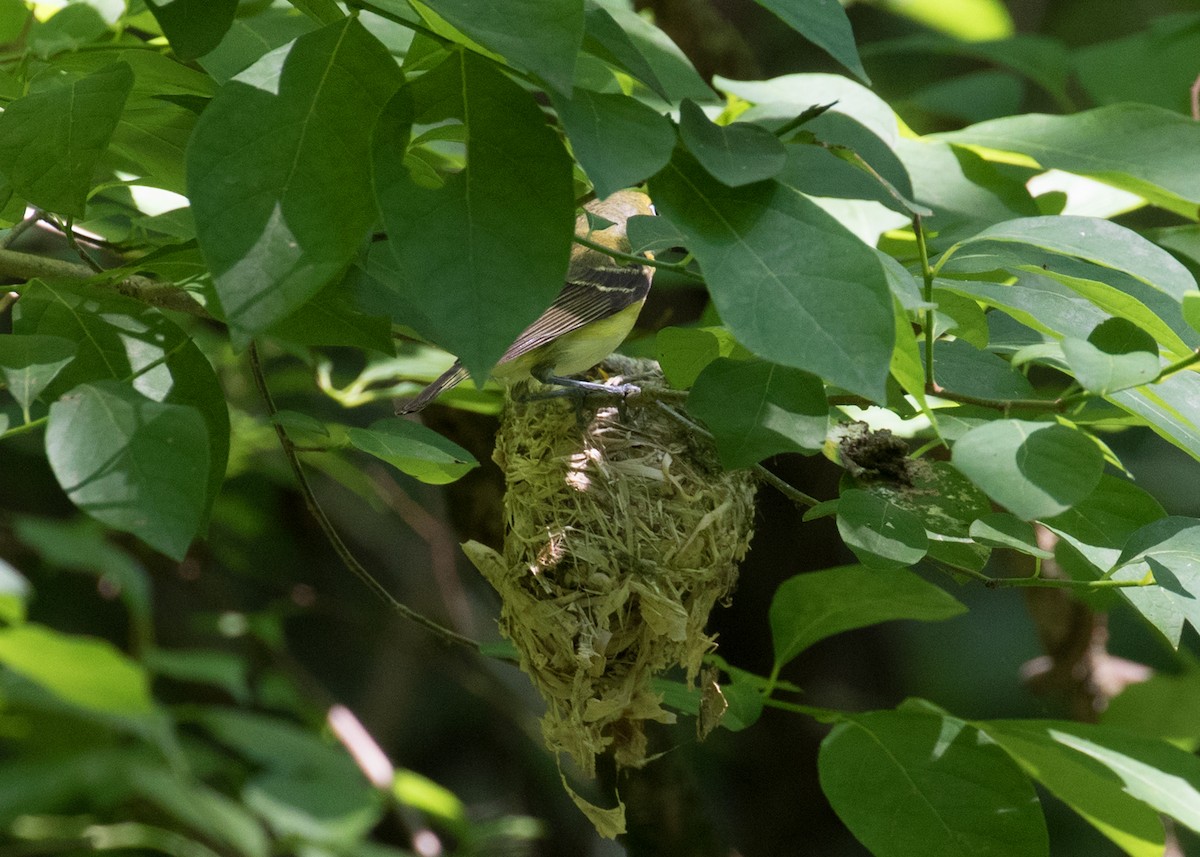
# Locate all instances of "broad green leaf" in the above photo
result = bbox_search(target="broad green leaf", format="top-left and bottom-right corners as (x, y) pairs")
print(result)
(1041, 474), (1166, 576)
(128, 764), (270, 857)
(198, 10), (317, 84)
(1185, 293), (1200, 334)
(952, 420), (1104, 521)
(188, 18), (402, 342)
(0, 559), (30, 625)
(191, 708), (353, 773)
(143, 648), (251, 704)
(655, 326), (744, 389)
(245, 769), (382, 847)
(372, 50), (575, 379)
(0, 623), (152, 715)
(983, 721), (1166, 857)
(0, 62), (132, 217)
(27, 4), (109, 59)
(986, 720), (1200, 839)
(583, 3), (713, 103)
(837, 489), (929, 570)
(1110, 517), (1200, 648)
(924, 338), (1034, 400)
(937, 105), (1200, 217)
(678, 99), (786, 187)
(552, 88), (675, 199)
(1104, 666), (1200, 751)
(945, 216), (1198, 304)
(145, 0), (237, 61)
(717, 73), (897, 150)
(0, 0), (29, 43)
(770, 565), (965, 668)
(872, 0), (1013, 40)
(863, 33), (1068, 107)
(14, 281), (230, 520)
(687, 357), (827, 469)
(1062, 318), (1160, 395)
(46, 380), (209, 560)
(626, 213), (685, 256)
(418, 0), (583, 95)
(0, 335), (76, 414)
(1111, 371), (1200, 463)
(896, 139), (1039, 245)
(931, 288), (988, 347)
(969, 513), (1053, 558)
(267, 284), (394, 352)
(858, 462), (993, 572)
(820, 710), (1048, 857)
(347, 419), (478, 485)
(782, 144), (912, 216)
(937, 271), (1107, 344)
(1073, 15), (1200, 113)
(287, 0), (345, 25)
(14, 517), (152, 641)
(752, 0), (868, 83)
(650, 150), (893, 401)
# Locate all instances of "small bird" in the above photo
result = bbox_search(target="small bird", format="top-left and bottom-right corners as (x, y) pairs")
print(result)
(397, 190), (655, 414)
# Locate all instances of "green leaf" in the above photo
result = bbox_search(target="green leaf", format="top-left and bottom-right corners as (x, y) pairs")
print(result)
(837, 488), (929, 570)
(859, 462), (993, 572)
(982, 720), (1166, 857)
(678, 100), (786, 187)
(245, 769), (381, 847)
(937, 105), (1200, 217)
(1111, 372), (1200, 463)
(198, 10), (317, 84)
(947, 215), (1197, 304)
(14, 281), (230, 522)
(655, 326), (743, 389)
(969, 513), (1053, 558)
(1184, 292), (1200, 335)
(372, 50), (575, 379)
(582, 4), (713, 104)
(1073, 15), (1200, 113)
(986, 720), (1200, 842)
(924, 338), (1034, 400)
(14, 517), (152, 641)
(1110, 517), (1200, 648)
(1062, 317), (1160, 395)
(46, 380), (210, 560)
(687, 357), (827, 469)
(347, 419), (478, 485)
(0, 623), (152, 715)
(0, 335), (77, 414)
(1041, 474), (1167, 575)
(0, 62), (133, 217)
(552, 88), (675, 199)
(820, 710), (1048, 857)
(752, 0), (868, 84)
(650, 150), (893, 401)
(128, 764), (270, 857)
(951, 420), (1104, 521)
(188, 18), (403, 342)
(0, 559), (30, 625)
(144, 0), (237, 61)
(1104, 665), (1200, 752)
(770, 565), (965, 668)
(896, 138), (1039, 244)
(266, 283), (395, 352)
(418, 0), (583, 94)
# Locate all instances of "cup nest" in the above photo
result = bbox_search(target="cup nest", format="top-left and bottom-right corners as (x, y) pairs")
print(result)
(464, 357), (756, 791)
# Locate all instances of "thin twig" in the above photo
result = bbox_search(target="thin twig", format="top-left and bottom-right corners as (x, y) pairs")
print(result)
(656, 401), (820, 507)
(53, 215), (104, 273)
(913, 214), (936, 386)
(0, 291), (18, 315)
(0, 209), (40, 249)
(247, 342), (481, 652)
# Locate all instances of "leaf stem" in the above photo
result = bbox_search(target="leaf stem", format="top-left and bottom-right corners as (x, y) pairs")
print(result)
(0, 416), (47, 440)
(573, 234), (704, 280)
(1154, 348), (1200, 383)
(913, 215), (935, 387)
(248, 343), (481, 652)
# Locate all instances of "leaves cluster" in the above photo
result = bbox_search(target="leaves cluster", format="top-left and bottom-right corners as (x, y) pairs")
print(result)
(2, 0), (1200, 854)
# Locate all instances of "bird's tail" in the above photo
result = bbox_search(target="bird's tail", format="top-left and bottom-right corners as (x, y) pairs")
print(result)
(396, 362), (470, 414)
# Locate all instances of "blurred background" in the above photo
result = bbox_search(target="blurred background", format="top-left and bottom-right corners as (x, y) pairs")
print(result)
(4, 0), (1200, 854)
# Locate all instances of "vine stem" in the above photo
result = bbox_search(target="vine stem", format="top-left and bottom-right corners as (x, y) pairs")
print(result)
(247, 342), (481, 652)
(572, 234), (703, 280)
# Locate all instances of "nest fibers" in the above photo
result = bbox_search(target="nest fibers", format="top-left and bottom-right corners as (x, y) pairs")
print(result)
(463, 357), (756, 834)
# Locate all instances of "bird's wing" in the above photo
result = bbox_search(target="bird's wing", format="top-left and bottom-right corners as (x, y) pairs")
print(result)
(498, 262), (652, 365)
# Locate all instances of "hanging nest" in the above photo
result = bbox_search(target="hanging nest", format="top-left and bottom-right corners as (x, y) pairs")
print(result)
(463, 356), (756, 833)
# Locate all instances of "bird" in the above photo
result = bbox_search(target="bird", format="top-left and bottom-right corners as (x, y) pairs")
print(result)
(396, 189), (655, 414)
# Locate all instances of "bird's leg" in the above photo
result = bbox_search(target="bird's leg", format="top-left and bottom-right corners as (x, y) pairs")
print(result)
(528, 366), (642, 401)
